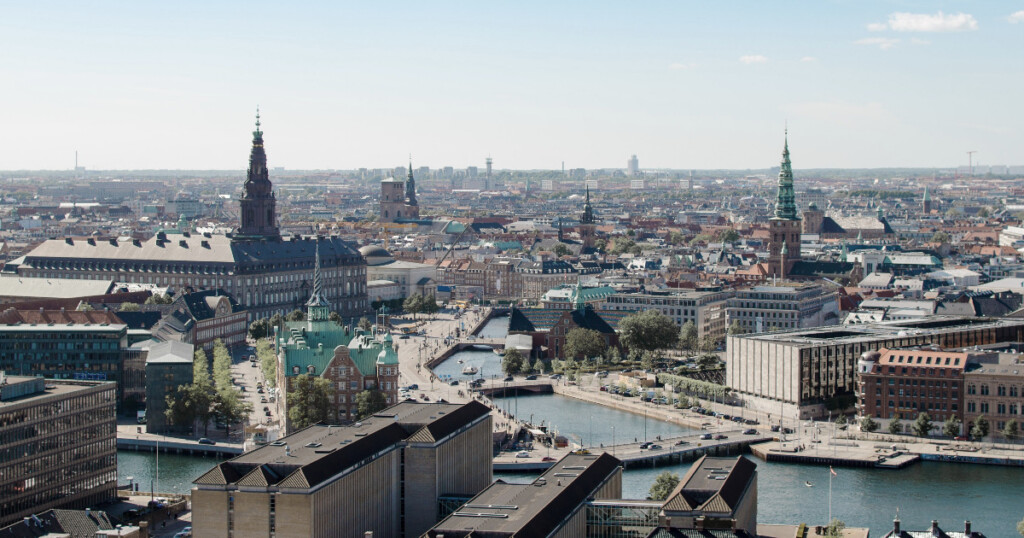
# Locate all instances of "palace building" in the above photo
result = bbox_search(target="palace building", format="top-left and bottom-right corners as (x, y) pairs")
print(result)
(16, 114), (369, 321)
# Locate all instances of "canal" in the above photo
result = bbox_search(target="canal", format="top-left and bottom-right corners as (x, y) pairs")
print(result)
(116, 312), (1024, 534)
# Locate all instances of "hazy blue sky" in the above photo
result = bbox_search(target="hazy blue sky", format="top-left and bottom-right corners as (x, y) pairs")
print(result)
(1, 1), (1021, 171)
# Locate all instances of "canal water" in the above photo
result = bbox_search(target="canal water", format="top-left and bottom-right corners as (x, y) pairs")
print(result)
(116, 313), (1024, 534)
(492, 394), (1024, 534)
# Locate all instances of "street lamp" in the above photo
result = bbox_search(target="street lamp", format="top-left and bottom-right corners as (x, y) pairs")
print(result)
(611, 426), (616, 456)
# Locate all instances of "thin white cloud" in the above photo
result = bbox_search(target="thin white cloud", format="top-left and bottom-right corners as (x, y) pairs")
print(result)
(1009, 11), (1024, 23)
(800, 56), (817, 62)
(911, 38), (931, 45)
(868, 11), (978, 32)
(668, 62), (696, 70)
(739, 55), (768, 64)
(855, 37), (900, 50)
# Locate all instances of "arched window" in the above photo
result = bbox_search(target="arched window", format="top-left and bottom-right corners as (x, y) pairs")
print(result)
(292, 366), (300, 374)
(307, 365), (316, 375)
(980, 384), (990, 396)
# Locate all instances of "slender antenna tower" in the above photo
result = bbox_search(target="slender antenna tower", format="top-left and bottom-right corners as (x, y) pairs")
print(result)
(966, 151), (977, 176)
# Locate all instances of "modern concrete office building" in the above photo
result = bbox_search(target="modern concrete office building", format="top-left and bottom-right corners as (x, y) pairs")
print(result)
(192, 400), (492, 538)
(725, 284), (839, 335)
(142, 340), (194, 434)
(426, 453), (623, 538)
(602, 288), (732, 341)
(0, 376), (117, 527)
(656, 455), (758, 536)
(726, 317), (1024, 420)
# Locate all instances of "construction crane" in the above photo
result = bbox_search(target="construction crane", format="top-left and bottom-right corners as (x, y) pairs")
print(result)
(966, 151), (977, 176)
(435, 223), (471, 267)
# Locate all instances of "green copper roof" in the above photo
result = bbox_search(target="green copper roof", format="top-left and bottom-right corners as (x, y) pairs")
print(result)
(773, 130), (799, 221)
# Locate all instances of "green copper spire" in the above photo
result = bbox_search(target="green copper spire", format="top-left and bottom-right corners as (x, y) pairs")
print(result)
(570, 283), (585, 312)
(253, 106), (262, 139)
(773, 129), (799, 220)
(581, 186), (595, 224)
(307, 240), (330, 320)
(923, 185), (931, 201)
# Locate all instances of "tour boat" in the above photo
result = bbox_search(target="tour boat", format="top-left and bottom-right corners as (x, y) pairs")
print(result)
(462, 365), (479, 375)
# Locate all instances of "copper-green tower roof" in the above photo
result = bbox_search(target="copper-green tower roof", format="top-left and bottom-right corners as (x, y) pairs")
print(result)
(773, 130), (799, 221)
(581, 186), (595, 224)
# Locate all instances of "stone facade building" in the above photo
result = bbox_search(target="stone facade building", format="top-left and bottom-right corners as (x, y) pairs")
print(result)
(16, 116), (368, 321)
(725, 284), (839, 334)
(856, 347), (968, 429)
(601, 288), (732, 342)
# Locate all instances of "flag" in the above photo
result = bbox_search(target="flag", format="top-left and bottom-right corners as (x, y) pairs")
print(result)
(830, 466), (837, 477)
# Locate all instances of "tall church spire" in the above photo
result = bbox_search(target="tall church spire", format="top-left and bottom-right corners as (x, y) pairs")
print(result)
(238, 108), (280, 240)
(581, 185), (595, 224)
(774, 129), (798, 220)
(307, 240), (330, 321)
(406, 156), (417, 206)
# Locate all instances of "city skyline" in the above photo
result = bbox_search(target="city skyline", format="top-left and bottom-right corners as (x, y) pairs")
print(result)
(1, 1), (1022, 171)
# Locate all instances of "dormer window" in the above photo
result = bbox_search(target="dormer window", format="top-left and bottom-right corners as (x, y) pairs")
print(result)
(307, 365), (316, 375)
(292, 366), (300, 374)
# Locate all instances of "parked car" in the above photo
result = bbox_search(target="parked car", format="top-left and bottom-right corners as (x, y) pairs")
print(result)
(198, 438), (216, 445)
(449, 380), (459, 386)
(516, 451), (530, 458)
(504, 376), (514, 382)
(700, 433), (712, 440)
(743, 429), (758, 435)
(408, 384), (419, 390)
(525, 375), (538, 381)
(770, 425), (781, 432)
(639, 442), (652, 449)
(648, 444), (662, 450)
(675, 439), (689, 446)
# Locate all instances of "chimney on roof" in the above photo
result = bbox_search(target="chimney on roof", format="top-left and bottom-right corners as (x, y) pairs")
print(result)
(931, 520), (939, 535)
(965, 521), (971, 535)
(893, 518), (900, 534)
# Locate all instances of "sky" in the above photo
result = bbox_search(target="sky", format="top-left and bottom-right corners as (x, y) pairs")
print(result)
(1, 1), (1022, 171)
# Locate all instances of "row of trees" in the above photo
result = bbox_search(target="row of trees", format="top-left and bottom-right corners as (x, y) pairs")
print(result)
(859, 412), (1018, 441)
(249, 310), (345, 339)
(165, 340), (251, 437)
(402, 293), (440, 319)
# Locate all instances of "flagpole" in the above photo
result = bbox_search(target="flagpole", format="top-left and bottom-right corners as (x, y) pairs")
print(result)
(828, 469), (832, 524)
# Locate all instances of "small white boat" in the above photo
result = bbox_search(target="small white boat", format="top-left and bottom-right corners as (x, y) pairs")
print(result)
(805, 481), (813, 487)
(457, 359), (464, 364)
(462, 365), (478, 375)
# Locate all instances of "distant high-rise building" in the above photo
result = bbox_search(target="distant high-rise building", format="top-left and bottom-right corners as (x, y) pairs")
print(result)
(627, 154), (639, 176)
(923, 185), (932, 214)
(688, 169), (694, 191)
(768, 131), (801, 279)
(466, 166), (478, 178)
(630, 179), (644, 190)
(485, 157), (493, 190)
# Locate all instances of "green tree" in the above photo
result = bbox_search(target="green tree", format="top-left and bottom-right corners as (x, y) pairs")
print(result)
(716, 228), (740, 243)
(257, 339), (277, 388)
(329, 311), (343, 323)
(912, 412), (932, 438)
(1003, 419), (1019, 443)
(930, 231), (951, 244)
(287, 375), (335, 429)
(825, 518), (846, 538)
(248, 318), (271, 340)
(215, 388), (251, 438)
(593, 238), (607, 253)
(647, 471), (680, 501)
(667, 232), (686, 246)
(76, 302), (94, 311)
(860, 416), (879, 433)
(286, 309), (306, 322)
(640, 350), (657, 371)
(971, 415), (990, 440)
(355, 390), (388, 420)
(698, 334), (719, 354)
(422, 296), (440, 317)
(835, 414), (848, 429)
(618, 310), (679, 353)
(144, 293), (174, 305)
(268, 313), (283, 330)
(552, 243), (571, 257)
(605, 347), (621, 365)
(888, 417), (902, 435)
(678, 321), (698, 354)
(943, 415), (962, 438)
(119, 302), (141, 312)
(696, 354), (720, 371)
(164, 385), (198, 432)
(502, 348), (525, 376)
(610, 238), (635, 255)
(978, 207), (991, 218)
(1017, 516), (1024, 537)
(728, 320), (746, 335)
(358, 317), (373, 332)
(403, 294), (424, 319)
(563, 328), (608, 361)
(212, 340), (232, 392)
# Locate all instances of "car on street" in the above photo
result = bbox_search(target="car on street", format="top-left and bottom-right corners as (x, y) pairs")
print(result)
(260, 397), (268, 403)
(743, 429), (758, 435)
(714, 434), (728, 440)
(571, 449), (590, 455)
(700, 433), (712, 440)
(504, 376), (514, 382)
(251, 362), (257, 368)
(770, 425), (781, 432)
(449, 380), (459, 386)
(639, 442), (652, 449)
(257, 388), (264, 394)
(525, 375), (538, 380)
(648, 444), (662, 450)
(265, 410), (272, 416)
(541, 456), (556, 462)
(408, 384), (418, 390)
(198, 438), (216, 445)
(516, 451), (530, 458)
(675, 439), (688, 446)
